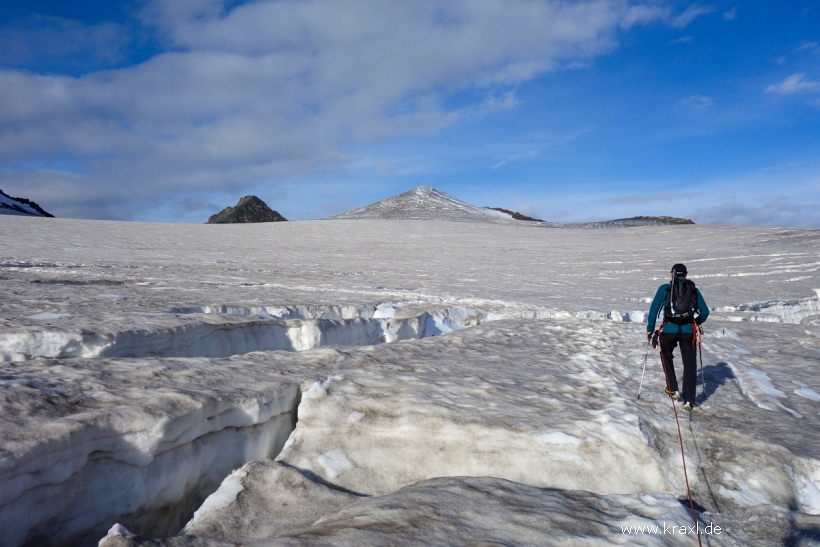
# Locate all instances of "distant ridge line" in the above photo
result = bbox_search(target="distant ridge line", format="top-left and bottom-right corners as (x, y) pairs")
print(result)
(614, 215), (694, 225)
(328, 185), (695, 228)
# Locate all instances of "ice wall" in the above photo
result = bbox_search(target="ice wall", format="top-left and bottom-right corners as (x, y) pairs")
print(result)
(1, 381), (299, 547)
(0, 300), (659, 363)
(714, 290), (820, 324)
(0, 305), (486, 362)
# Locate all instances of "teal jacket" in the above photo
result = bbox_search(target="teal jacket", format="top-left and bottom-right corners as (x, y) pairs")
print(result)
(647, 282), (709, 334)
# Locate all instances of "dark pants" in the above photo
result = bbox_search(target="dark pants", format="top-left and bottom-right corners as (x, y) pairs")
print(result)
(659, 331), (698, 404)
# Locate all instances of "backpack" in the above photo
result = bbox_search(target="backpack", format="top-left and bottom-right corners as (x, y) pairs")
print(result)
(664, 278), (699, 326)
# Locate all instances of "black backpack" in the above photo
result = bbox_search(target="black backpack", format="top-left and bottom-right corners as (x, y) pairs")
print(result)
(664, 278), (699, 326)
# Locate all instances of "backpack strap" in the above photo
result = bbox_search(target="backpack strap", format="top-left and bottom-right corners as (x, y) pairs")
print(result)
(659, 285), (670, 323)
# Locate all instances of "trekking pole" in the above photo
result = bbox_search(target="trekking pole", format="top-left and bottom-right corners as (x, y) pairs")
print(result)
(637, 338), (650, 400)
(698, 325), (705, 402)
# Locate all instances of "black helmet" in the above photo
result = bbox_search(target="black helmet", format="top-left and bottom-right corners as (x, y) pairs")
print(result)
(671, 263), (687, 277)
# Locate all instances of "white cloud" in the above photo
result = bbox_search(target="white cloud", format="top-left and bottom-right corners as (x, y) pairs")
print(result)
(723, 8), (737, 21)
(670, 4), (715, 28)
(490, 149), (540, 169)
(692, 199), (820, 227)
(668, 36), (693, 45)
(797, 41), (819, 53)
(619, 5), (668, 29)
(0, 0), (665, 219)
(678, 94), (714, 112)
(765, 73), (820, 95)
(458, 90), (522, 121)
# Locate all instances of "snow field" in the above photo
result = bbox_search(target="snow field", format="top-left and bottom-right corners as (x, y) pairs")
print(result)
(700, 322), (820, 518)
(2, 217), (820, 545)
(3, 218), (820, 342)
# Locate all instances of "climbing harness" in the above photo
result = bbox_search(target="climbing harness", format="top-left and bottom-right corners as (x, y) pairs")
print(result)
(659, 348), (703, 547)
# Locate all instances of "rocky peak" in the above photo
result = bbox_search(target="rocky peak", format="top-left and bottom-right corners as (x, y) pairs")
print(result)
(207, 196), (287, 224)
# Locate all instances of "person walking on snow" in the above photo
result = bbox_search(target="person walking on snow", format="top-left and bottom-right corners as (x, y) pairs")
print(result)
(646, 263), (709, 411)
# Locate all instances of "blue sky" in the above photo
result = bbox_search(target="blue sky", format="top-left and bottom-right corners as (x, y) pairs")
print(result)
(1, 0), (818, 225)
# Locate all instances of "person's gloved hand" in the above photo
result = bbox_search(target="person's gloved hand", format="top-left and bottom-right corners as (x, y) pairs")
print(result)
(646, 331), (653, 341)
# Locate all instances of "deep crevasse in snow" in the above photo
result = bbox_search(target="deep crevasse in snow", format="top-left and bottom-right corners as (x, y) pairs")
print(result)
(0, 358), (303, 547)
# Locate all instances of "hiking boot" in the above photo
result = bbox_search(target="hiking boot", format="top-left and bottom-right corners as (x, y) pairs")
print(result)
(683, 401), (696, 411)
(664, 387), (680, 400)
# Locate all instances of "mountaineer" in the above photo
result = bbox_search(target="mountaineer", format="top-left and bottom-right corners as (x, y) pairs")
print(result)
(646, 263), (709, 411)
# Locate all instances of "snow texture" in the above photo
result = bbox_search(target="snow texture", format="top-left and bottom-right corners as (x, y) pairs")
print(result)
(0, 214), (819, 546)
(316, 449), (355, 479)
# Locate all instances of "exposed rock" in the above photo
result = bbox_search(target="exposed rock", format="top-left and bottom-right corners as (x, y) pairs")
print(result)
(0, 189), (54, 217)
(485, 207), (544, 222)
(207, 196), (287, 224)
(617, 215), (694, 225)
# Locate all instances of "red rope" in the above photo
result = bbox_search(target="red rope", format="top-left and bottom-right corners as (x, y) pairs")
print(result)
(659, 341), (703, 547)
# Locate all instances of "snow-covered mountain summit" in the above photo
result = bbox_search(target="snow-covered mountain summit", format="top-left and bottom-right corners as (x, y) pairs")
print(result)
(328, 185), (694, 227)
(328, 185), (515, 223)
(0, 189), (53, 217)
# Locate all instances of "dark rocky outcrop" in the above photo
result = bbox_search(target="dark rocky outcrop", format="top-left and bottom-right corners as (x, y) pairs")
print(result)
(0, 189), (54, 217)
(614, 216), (694, 225)
(485, 207), (543, 222)
(207, 196), (287, 224)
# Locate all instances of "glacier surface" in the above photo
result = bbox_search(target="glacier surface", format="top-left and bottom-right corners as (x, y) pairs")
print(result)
(1, 215), (819, 546)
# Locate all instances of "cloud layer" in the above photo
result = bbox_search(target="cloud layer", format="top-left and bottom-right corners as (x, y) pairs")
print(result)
(692, 199), (820, 228)
(0, 0), (665, 219)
